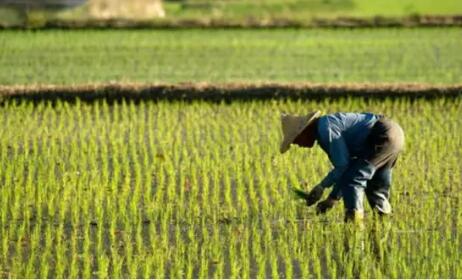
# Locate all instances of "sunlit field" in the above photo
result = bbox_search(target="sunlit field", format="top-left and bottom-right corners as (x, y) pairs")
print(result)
(1, 97), (461, 278)
(1, 28), (461, 85)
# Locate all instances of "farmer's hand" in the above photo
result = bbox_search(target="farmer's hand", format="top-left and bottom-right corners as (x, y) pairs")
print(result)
(305, 185), (325, 206)
(316, 197), (338, 214)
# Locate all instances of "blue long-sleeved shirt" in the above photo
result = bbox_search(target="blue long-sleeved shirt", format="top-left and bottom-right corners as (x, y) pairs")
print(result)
(316, 112), (382, 198)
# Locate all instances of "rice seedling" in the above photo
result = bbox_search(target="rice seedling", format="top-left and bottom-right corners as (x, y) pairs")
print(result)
(0, 28), (461, 85)
(0, 96), (460, 278)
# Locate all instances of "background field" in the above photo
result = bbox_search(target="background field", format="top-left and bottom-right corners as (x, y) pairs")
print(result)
(1, 97), (461, 278)
(163, 0), (462, 20)
(1, 28), (461, 86)
(2, 0), (462, 28)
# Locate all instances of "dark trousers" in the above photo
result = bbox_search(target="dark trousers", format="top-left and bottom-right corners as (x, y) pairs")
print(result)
(339, 118), (405, 214)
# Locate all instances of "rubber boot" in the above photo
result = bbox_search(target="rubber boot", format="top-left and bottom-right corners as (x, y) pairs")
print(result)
(345, 210), (365, 229)
(345, 209), (364, 222)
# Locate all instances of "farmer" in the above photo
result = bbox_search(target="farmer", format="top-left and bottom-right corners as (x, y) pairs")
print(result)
(280, 111), (404, 222)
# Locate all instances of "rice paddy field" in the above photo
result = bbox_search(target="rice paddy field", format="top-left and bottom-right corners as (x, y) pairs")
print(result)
(1, 24), (462, 278)
(0, 97), (461, 278)
(1, 28), (462, 85)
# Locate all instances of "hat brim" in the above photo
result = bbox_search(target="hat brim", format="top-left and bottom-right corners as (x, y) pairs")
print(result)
(280, 111), (321, 154)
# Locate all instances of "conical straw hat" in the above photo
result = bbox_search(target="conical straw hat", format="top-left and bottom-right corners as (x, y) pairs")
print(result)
(280, 111), (321, 154)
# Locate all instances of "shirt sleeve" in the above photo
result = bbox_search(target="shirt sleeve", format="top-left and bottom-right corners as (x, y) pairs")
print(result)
(317, 121), (350, 193)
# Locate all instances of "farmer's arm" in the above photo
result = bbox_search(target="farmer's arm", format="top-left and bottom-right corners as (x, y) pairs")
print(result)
(318, 138), (349, 197)
(316, 118), (349, 198)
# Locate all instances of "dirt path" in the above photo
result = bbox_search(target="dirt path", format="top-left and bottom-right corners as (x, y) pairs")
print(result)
(1, 82), (461, 103)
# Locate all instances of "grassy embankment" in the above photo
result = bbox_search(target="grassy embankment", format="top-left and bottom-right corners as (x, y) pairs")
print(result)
(163, 0), (462, 20)
(2, 0), (462, 28)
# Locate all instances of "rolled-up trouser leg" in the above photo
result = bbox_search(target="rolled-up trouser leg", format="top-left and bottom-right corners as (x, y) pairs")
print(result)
(365, 167), (392, 214)
(340, 159), (377, 212)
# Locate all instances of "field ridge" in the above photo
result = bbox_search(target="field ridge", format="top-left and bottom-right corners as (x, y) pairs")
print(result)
(2, 15), (462, 29)
(1, 82), (461, 102)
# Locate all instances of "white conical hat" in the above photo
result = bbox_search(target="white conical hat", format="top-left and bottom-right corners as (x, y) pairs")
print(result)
(280, 111), (321, 154)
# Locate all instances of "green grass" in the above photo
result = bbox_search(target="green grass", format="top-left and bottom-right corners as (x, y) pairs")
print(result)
(0, 97), (461, 278)
(1, 28), (461, 86)
(163, 0), (462, 20)
(3, 0), (462, 26)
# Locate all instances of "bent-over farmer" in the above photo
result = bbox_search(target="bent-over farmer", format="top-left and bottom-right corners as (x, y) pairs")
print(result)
(280, 111), (404, 222)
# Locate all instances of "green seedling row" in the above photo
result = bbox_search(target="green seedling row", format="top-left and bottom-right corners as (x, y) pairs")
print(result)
(0, 97), (461, 278)
(1, 28), (461, 85)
